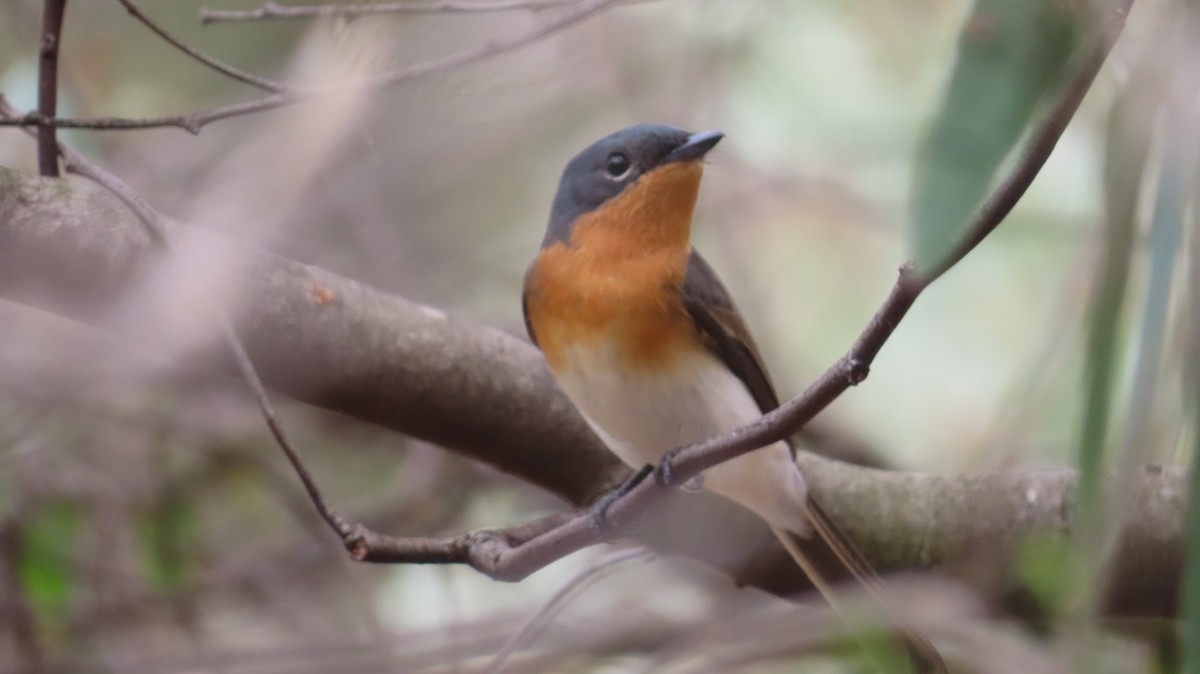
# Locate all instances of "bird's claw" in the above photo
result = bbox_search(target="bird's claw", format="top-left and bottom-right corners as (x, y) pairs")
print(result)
(589, 464), (652, 542)
(653, 447), (685, 487)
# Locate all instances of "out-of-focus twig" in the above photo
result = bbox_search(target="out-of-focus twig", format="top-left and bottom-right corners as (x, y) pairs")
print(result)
(200, 0), (581, 22)
(36, 0), (68, 176)
(115, 0), (286, 92)
(483, 548), (653, 674)
(0, 0), (622, 135)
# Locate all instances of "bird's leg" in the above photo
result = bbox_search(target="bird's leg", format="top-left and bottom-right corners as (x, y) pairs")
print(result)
(589, 464), (653, 542)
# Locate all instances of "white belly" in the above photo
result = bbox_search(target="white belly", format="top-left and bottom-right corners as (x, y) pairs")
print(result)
(555, 341), (811, 534)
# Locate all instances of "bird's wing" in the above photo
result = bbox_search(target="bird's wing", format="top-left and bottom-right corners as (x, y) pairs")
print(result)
(521, 266), (540, 348)
(681, 250), (781, 418)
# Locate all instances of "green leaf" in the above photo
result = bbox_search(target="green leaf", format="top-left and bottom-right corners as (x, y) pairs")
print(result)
(20, 499), (83, 624)
(909, 0), (1090, 271)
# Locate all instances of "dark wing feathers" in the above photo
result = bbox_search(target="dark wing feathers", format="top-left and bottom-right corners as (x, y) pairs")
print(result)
(521, 289), (538, 348)
(681, 250), (782, 416)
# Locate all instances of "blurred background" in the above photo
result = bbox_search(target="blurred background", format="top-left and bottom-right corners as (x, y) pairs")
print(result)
(0, 0), (1191, 672)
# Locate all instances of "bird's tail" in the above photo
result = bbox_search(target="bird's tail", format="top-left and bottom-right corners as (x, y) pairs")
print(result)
(769, 496), (947, 674)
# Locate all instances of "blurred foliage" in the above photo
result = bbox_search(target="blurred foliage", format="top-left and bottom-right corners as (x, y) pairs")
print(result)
(1014, 533), (1078, 621)
(909, 0), (1092, 271)
(19, 499), (82, 632)
(1076, 72), (1152, 523)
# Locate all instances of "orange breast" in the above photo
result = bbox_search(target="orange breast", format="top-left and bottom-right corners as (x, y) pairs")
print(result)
(525, 162), (705, 373)
(526, 245), (697, 372)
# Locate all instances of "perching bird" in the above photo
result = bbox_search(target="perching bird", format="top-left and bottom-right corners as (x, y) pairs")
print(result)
(522, 124), (943, 672)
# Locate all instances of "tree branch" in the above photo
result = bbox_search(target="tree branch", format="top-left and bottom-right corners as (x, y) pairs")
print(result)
(0, 166), (1185, 617)
(36, 0), (68, 176)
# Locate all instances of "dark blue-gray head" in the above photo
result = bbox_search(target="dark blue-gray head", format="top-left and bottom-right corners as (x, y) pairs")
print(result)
(543, 124), (723, 246)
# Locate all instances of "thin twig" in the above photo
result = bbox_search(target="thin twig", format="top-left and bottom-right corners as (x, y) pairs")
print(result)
(212, 316), (354, 538)
(36, 0), (68, 176)
(115, 0), (286, 92)
(200, 0), (578, 22)
(0, 0), (621, 135)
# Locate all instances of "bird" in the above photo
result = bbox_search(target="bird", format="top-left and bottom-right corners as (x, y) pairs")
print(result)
(521, 124), (944, 672)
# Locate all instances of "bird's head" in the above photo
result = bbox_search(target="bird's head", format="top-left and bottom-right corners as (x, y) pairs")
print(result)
(543, 124), (724, 249)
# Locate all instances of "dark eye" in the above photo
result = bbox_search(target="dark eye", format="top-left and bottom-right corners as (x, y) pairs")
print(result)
(605, 152), (630, 178)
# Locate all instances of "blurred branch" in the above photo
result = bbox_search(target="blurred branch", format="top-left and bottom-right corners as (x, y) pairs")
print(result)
(0, 154), (1186, 617)
(482, 548), (653, 674)
(36, 0), (67, 176)
(115, 0), (286, 92)
(200, 0), (584, 22)
(0, 0), (623, 135)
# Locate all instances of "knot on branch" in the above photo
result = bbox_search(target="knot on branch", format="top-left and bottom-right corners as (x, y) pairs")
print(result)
(344, 523), (371, 561)
(465, 530), (526, 582)
(843, 357), (869, 385)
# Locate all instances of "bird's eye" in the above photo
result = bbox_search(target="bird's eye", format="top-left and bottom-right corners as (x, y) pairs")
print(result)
(605, 153), (631, 178)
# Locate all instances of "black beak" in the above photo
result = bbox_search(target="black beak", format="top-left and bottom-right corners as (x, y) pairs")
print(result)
(664, 129), (724, 164)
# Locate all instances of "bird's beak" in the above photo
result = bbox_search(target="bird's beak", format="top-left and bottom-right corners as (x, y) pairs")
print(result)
(664, 130), (724, 164)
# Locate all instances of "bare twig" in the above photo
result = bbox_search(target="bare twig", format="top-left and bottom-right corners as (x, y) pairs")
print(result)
(115, 0), (286, 92)
(212, 316), (354, 538)
(0, 0), (621, 135)
(36, 0), (68, 176)
(200, 0), (580, 22)
(344, 509), (575, 572)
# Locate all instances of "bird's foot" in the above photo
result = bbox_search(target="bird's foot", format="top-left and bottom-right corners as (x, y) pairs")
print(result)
(653, 447), (687, 487)
(589, 464), (652, 542)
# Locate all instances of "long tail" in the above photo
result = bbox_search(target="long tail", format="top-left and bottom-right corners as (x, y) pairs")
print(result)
(769, 496), (947, 674)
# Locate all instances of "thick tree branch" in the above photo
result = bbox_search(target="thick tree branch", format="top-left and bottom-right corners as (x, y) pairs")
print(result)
(0, 167), (1186, 617)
